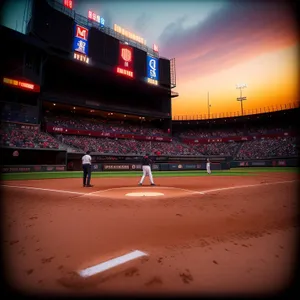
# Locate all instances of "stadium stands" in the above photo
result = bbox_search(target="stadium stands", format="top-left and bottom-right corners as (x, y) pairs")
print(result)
(44, 115), (169, 137)
(54, 134), (196, 155)
(235, 137), (298, 160)
(1, 118), (297, 158)
(178, 126), (292, 138)
(1, 123), (63, 150)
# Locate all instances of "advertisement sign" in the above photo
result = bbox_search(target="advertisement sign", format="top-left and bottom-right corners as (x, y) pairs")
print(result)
(147, 56), (159, 81)
(103, 164), (130, 170)
(2, 165), (66, 173)
(117, 43), (134, 78)
(3, 77), (40, 93)
(277, 160), (286, 166)
(114, 24), (146, 45)
(73, 24), (89, 55)
(63, 0), (73, 9)
(88, 10), (105, 27)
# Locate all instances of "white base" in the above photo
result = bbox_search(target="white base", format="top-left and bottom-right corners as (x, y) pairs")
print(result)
(125, 192), (164, 197)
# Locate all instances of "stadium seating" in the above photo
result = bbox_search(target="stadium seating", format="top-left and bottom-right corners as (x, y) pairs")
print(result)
(235, 137), (297, 159)
(178, 126), (292, 138)
(1, 118), (297, 158)
(44, 115), (169, 137)
(1, 123), (61, 150)
(54, 134), (196, 155)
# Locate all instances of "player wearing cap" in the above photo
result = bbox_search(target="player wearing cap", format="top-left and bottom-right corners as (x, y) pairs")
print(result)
(138, 153), (155, 186)
(82, 150), (93, 187)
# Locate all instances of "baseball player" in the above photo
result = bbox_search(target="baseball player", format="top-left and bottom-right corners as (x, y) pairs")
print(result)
(82, 150), (93, 187)
(138, 153), (155, 186)
(206, 158), (211, 174)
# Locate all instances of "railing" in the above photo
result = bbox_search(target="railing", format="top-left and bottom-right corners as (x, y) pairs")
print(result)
(172, 102), (299, 121)
(47, 0), (163, 59)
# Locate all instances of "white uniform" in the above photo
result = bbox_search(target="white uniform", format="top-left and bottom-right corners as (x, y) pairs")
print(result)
(206, 161), (211, 174)
(82, 154), (92, 165)
(139, 156), (155, 185)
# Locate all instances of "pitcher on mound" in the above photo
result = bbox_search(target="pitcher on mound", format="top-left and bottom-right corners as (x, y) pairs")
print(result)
(138, 153), (155, 186)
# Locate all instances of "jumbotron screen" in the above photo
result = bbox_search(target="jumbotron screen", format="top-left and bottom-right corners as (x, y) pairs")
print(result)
(29, 0), (171, 88)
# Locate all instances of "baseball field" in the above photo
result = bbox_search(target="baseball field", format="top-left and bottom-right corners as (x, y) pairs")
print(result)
(2, 167), (299, 296)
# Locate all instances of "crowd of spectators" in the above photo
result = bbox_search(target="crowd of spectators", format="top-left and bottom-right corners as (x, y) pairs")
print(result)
(55, 134), (196, 155)
(178, 126), (292, 138)
(55, 134), (297, 158)
(44, 115), (168, 137)
(1, 124), (61, 149)
(235, 137), (298, 160)
(188, 141), (241, 157)
(1, 118), (297, 158)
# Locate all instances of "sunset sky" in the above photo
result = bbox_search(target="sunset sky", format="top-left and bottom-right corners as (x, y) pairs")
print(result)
(1, 0), (299, 118)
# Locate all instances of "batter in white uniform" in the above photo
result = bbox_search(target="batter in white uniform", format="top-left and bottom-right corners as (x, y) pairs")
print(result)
(138, 153), (155, 186)
(206, 158), (211, 174)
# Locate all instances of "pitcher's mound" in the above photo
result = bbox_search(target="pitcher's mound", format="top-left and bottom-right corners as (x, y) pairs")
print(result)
(125, 192), (164, 197)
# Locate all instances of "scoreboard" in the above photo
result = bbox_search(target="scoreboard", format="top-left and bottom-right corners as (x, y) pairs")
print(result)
(29, 0), (172, 88)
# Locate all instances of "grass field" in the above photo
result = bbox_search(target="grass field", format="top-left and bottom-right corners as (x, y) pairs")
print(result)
(1, 167), (297, 181)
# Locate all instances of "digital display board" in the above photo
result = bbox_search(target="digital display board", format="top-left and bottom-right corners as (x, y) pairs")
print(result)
(88, 10), (105, 27)
(114, 24), (146, 45)
(73, 53), (89, 64)
(117, 43), (134, 78)
(147, 55), (159, 84)
(3, 77), (40, 92)
(73, 24), (89, 56)
(63, 0), (73, 10)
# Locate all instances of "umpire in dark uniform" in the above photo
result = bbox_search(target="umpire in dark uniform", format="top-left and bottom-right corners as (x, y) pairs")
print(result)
(82, 150), (93, 187)
(138, 153), (155, 186)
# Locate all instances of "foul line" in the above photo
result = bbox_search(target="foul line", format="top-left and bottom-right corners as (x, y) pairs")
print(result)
(0, 184), (95, 196)
(1, 180), (297, 197)
(200, 180), (298, 194)
(1, 184), (101, 196)
(78, 250), (148, 278)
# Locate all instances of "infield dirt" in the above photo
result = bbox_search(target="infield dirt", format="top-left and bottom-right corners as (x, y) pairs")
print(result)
(2, 172), (299, 296)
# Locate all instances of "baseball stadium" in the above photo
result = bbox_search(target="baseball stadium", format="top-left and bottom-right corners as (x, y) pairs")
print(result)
(1, 0), (299, 297)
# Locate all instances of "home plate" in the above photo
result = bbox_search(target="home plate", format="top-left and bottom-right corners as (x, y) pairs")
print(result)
(125, 192), (164, 197)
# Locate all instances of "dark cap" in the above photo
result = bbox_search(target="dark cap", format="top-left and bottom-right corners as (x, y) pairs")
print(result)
(86, 151), (91, 154)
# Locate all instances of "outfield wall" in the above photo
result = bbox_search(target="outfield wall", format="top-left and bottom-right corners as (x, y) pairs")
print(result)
(230, 158), (298, 168)
(1, 162), (225, 173)
(0, 147), (297, 173)
(1, 165), (66, 173)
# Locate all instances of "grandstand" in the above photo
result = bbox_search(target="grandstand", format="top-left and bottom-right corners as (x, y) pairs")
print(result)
(0, 0), (298, 171)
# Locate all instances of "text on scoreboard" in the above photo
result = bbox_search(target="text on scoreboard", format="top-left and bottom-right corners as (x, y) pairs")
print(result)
(147, 56), (159, 81)
(117, 43), (134, 78)
(73, 24), (89, 56)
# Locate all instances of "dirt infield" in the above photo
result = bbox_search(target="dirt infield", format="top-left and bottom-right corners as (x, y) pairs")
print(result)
(2, 172), (299, 296)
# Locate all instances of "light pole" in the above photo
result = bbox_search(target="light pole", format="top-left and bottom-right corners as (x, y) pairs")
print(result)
(236, 83), (247, 116)
(208, 91), (211, 119)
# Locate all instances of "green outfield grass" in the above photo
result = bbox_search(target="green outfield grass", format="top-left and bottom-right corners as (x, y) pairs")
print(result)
(0, 167), (297, 181)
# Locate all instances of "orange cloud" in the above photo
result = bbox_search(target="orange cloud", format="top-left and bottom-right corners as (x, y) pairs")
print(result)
(159, 0), (298, 80)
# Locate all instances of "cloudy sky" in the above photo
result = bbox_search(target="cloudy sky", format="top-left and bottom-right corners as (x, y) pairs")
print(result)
(1, 0), (299, 118)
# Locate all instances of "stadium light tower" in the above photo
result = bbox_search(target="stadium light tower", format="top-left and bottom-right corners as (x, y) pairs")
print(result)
(236, 83), (247, 116)
(207, 92), (211, 119)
